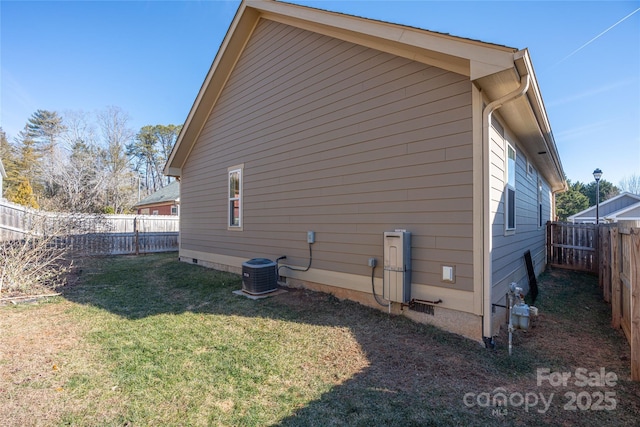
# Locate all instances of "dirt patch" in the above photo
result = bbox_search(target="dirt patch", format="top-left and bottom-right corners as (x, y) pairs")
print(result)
(271, 273), (640, 425)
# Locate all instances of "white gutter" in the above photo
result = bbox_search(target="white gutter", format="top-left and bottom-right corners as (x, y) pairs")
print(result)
(481, 71), (530, 346)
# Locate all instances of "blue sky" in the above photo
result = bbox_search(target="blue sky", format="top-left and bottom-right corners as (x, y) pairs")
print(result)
(1, 0), (639, 187)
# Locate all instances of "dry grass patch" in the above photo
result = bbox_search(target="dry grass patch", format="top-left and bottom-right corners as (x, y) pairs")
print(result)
(0, 300), (123, 426)
(1, 302), (76, 425)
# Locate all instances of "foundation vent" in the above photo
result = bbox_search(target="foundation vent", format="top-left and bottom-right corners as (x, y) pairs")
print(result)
(409, 301), (434, 316)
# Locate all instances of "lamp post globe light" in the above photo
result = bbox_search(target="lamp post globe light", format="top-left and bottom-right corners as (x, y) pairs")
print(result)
(593, 168), (602, 224)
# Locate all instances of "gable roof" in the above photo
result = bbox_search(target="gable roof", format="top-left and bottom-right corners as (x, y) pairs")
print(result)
(133, 180), (180, 208)
(568, 192), (640, 221)
(165, 0), (565, 191)
(608, 201), (640, 221)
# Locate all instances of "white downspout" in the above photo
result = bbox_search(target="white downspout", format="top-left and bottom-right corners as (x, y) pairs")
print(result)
(481, 72), (530, 346)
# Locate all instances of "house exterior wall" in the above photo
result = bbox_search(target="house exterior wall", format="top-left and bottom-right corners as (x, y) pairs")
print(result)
(619, 205), (640, 219)
(601, 195), (639, 215)
(179, 19), (481, 335)
(572, 194), (640, 222)
(488, 115), (551, 315)
(137, 203), (178, 216)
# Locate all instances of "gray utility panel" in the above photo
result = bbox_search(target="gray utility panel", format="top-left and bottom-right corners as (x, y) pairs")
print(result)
(383, 230), (411, 303)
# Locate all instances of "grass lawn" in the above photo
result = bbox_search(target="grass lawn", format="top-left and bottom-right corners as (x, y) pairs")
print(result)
(1, 252), (639, 426)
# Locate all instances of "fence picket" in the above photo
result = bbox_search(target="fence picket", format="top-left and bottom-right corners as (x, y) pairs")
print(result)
(547, 222), (598, 273)
(631, 228), (639, 381)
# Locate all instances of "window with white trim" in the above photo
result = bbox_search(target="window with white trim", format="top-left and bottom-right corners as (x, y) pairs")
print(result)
(505, 143), (516, 231)
(538, 179), (544, 228)
(527, 160), (535, 178)
(228, 166), (242, 228)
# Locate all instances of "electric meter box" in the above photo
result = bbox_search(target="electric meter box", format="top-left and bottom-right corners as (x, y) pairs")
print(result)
(383, 230), (411, 303)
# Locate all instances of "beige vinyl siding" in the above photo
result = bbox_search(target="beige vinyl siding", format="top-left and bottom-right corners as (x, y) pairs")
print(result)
(489, 117), (551, 298)
(181, 19), (474, 293)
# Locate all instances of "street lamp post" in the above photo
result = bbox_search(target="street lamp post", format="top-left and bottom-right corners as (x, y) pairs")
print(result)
(593, 168), (602, 224)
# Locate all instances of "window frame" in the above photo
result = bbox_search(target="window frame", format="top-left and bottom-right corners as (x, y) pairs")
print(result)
(538, 178), (544, 228)
(527, 160), (535, 178)
(228, 165), (244, 230)
(505, 142), (516, 233)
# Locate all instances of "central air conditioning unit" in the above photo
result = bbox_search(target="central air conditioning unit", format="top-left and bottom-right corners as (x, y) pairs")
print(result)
(242, 258), (278, 295)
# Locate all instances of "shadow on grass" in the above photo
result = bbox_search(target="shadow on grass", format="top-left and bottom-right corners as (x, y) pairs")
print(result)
(62, 254), (640, 427)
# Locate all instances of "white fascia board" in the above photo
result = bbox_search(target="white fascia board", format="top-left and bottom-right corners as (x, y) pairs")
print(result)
(256, 0), (515, 78)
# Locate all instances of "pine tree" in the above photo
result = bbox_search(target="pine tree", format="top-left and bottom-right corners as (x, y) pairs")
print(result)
(555, 180), (590, 221)
(5, 177), (39, 208)
(27, 109), (66, 153)
(26, 110), (66, 200)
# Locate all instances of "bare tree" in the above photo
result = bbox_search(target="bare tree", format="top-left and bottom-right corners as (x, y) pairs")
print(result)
(40, 141), (108, 212)
(62, 110), (97, 149)
(619, 173), (640, 195)
(97, 106), (137, 213)
(0, 212), (71, 296)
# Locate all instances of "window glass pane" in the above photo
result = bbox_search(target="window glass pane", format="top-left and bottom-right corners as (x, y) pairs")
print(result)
(229, 171), (239, 198)
(507, 146), (516, 187)
(228, 168), (242, 227)
(230, 200), (240, 226)
(507, 188), (515, 229)
(505, 143), (516, 231)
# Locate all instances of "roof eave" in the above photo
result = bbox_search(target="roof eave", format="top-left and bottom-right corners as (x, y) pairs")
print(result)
(474, 49), (566, 193)
(164, 1), (260, 177)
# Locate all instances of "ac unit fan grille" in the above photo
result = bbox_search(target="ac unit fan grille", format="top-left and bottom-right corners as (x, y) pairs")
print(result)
(242, 258), (277, 295)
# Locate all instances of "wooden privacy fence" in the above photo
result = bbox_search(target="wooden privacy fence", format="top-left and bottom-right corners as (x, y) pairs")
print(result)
(600, 222), (640, 381)
(547, 221), (639, 381)
(59, 232), (179, 256)
(0, 199), (179, 255)
(547, 221), (598, 273)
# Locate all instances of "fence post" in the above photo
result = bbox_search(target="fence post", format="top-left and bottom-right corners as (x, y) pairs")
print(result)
(594, 224), (599, 274)
(134, 217), (139, 255)
(601, 226), (611, 303)
(631, 228), (639, 381)
(546, 221), (551, 265)
(611, 227), (621, 330)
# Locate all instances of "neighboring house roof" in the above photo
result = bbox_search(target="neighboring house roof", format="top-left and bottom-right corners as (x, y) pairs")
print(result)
(607, 201), (640, 221)
(568, 192), (640, 222)
(133, 180), (180, 208)
(165, 0), (565, 192)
